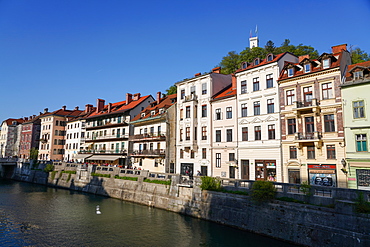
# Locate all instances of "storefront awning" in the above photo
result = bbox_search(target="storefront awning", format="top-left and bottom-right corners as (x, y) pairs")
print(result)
(73, 154), (93, 159)
(86, 155), (124, 161)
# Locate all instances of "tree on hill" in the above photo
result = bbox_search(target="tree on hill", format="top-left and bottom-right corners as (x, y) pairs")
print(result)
(165, 85), (177, 95)
(351, 47), (370, 64)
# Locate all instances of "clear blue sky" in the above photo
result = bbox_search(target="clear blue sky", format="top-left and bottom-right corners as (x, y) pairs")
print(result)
(1, 0), (370, 122)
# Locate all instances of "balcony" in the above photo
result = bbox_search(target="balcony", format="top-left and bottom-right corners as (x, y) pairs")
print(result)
(86, 121), (128, 130)
(294, 132), (323, 149)
(129, 133), (166, 142)
(85, 134), (129, 143)
(131, 149), (166, 157)
(182, 94), (198, 103)
(293, 98), (320, 116)
(79, 149), (127, 154)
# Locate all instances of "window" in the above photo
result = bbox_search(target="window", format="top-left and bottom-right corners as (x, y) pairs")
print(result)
(241, 104), (248, 117)
(288, 68), (294, 77)
(215, 108), (221, 120)
(254, 58), (259, 65)
(194, 105), (198, 118)
(180, 149), (184, 158)
(186, 106), (190, 118)
(323, 59), (330, 69)
(307, 146), (315, 159)
(266, 74), (273, 88)
(190, 150), (195, 159)
(180, 129), (183, 141)
(202, 148), (206, 159)
(226, 107), (232, 119)
(229, 153), (235, 161)
(267, 99), (274, 113)
(324, 114), (335, 132)
(322, 82), (333, 99)
(241, 80), (247, 94)
(181, 89), (185, 99)
(304, 64), (311, 73)
(305, 116), (315, 133)
(303, 86), (313, 105)
(327, 145), (336, 159)
(226, 129), (233, 142)
(286, 90), (295, 105)
(202, 83), (207, 94)
(180, 109), (183, 120)
(186, 127), (190, 140)
(267, 54), (273, 62)
(287, 119), (296, 135)
(254, 126), (261, 140)
(202, 126), (207, 140)
(290, 146), (297, 159)
(253, 78), (259, 91)
(354, 71), (363, 80)
(356, 134), (367, 152)
(268, 125), (275, 140)
(242, 127), (248, 141)
(190, 86), (196, 95)
(216, 153), (221, 168)
(215, 130), (221, 142)
(353, 100), (365, 119)
(254, 101), (260, 115)
(202, 105), (207, 117)
(194, 127), (197, 140)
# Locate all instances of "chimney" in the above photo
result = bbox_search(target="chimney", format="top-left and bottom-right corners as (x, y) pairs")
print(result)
(44, 108), (48, 113)
(96, 99), (105, 113)
(108, 103), (112, 113)
(29, 116), (33, 120)
(212, 67), (221, 74)
(74, 106), (79, 111)
(62, 105), (66, 111)
(126, 93), (132, 105)
(33, 115), (36, 119)
(332, 44), (347, 54)
(232, 74), (237, 90)
(85, 104), (93, 113)
(133, 93), (141, 101)
(156, 92), (162, 104)
(298, 55), (310, 63)
(194, 72), (201, 77)
(24, 117), (28, 121)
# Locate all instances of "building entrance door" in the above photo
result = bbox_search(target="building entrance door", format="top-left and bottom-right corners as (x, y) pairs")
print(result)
(229, 166), (235, 179)
(241, 160), (249, 179)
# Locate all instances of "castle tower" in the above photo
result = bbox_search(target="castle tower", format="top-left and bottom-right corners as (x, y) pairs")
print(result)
(249, 25), (259, 48)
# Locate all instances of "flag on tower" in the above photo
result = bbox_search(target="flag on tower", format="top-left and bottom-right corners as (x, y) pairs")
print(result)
(250, 30), (252, 38)
(255, 25), (258, 34)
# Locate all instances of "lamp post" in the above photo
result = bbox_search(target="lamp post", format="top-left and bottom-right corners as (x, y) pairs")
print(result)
(341, 158), (348, 188)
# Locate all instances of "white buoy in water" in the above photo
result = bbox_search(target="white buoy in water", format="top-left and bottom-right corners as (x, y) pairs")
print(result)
(96, 205), (101, 215)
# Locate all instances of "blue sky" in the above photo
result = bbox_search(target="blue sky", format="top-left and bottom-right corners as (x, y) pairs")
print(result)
(1, 0), (370, 122)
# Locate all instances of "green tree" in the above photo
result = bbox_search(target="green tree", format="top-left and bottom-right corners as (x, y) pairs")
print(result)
(264, 40), (276, 53)
(220, 51), (242, 74)
(351, 47), (370, 64)
(165, 85), (177, 95)
(29, 148), (38, 161)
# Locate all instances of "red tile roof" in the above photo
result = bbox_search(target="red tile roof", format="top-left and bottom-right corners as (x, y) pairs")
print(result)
(131, 94), (177, 122)
(278, 51), (343, 81)
(346, 61), (370, 75)
(235, 52), (293, 73)
(212, 84), (236, 101)
(3, 118), (24, 126)
(88, 95), (152, 119)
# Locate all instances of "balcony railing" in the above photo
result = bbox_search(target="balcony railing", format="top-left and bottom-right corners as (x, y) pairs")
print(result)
(182, 94), (198, 103)
(131, 149), (165, 156)
(79, 149), (127, 154)
(130, 133), (166, 141)
(295, 132), (322, 141)
(295, 98), (319, 109)
(85, 134), (129, 141)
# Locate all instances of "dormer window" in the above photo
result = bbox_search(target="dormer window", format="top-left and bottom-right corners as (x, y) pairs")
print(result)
(242, 62), (247, 69)
(323, 59), (330, 69)
(288, 68), (294, 77)
(254, 58), (260, 66)
(304, 64), (311, 73)
(141, 113), (145, 117)
(354, 71), (363, 80)
(267, 54), (273, 62)
(151, 111), (156, 116)
(159, 108), (164, 114)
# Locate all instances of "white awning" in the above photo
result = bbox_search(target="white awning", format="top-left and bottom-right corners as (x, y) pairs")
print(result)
(86, 155), (124, 161)
(73, 154), (93, 159)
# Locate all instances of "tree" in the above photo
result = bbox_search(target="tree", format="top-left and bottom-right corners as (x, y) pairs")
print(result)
(351, 47), (370, 64)
(220, 51), (242, 74)
(265, 40), (276, 53)
(165, 85), (177, 95)
(29, 148), (38, 161)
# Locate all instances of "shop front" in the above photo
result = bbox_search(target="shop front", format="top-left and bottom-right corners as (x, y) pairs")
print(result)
(255, 160), (276, 181)
(308, 164), (336, 187)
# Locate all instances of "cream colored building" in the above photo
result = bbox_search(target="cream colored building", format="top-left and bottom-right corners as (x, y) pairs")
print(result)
(278, 44), (351, 188)
(176, 68), (232, 177)
(235, 52), (297, 182)
(341, 61), (370, 190)
(130, 93), (177, 173)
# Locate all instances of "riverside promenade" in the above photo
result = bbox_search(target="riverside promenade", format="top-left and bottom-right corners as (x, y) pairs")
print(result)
(4, 160), (370, 247)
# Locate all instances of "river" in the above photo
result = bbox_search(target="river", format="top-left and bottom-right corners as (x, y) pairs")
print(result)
(0, 179), (298, 247)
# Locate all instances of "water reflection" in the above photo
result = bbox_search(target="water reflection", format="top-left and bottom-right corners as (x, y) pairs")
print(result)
(0, 179), (298, 247)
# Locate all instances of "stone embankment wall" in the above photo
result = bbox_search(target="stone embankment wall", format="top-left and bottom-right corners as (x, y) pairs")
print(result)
(12, 163), (370, 247)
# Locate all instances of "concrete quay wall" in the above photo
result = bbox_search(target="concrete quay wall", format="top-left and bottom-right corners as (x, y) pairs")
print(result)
(12, 164), (370, 247)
